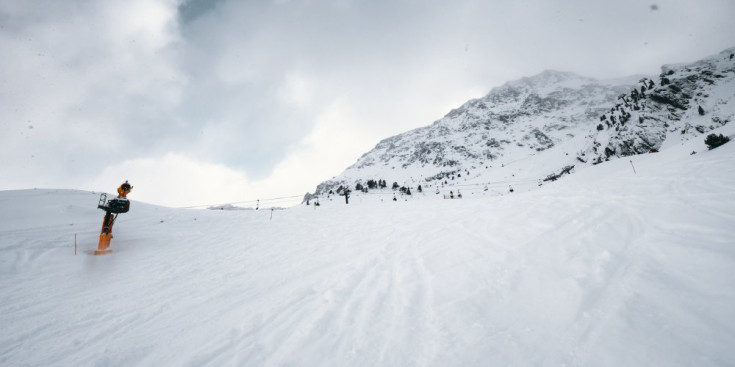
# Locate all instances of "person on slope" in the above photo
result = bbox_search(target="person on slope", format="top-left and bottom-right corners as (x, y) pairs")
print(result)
(117, 180), (133, 198)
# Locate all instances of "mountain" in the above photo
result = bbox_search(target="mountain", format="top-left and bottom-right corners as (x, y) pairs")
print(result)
(580, 47), (735, 164)
(309, 71), (631, 198)
(307, 47), (735, 200)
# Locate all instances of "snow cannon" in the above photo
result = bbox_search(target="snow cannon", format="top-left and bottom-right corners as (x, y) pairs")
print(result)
(94, 181), (133, 255)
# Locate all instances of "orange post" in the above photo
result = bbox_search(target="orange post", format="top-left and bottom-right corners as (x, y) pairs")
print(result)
(95, 234), (112, 255)
(95, 211), (115, 255)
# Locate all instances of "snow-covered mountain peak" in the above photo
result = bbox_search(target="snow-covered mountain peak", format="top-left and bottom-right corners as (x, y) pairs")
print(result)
(309, 71), (631, 198)
(505, 69), (598, 93)
(307, 47), (734, 201)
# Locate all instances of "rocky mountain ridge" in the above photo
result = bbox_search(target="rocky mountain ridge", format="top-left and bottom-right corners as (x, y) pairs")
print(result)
(581, 47), (735, 164)
(307, 47), (735, 200)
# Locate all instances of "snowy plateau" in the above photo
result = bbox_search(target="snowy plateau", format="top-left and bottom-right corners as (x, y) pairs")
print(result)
(1, 48), (735, 366)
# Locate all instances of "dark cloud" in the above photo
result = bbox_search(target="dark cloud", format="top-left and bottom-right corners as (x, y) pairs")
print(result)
(178, 0), (227, 24)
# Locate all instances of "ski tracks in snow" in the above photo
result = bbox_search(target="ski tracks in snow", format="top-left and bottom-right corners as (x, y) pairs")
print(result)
(2, 143), (735, 366)
(250, 216), (442, 366)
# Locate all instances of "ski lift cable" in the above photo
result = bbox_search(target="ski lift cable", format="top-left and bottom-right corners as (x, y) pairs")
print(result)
(178, 174), (553, 209)
(178, 194), (303, 209)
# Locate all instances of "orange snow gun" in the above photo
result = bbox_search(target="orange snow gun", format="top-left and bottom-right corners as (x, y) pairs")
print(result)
(94, 181), (133, 255)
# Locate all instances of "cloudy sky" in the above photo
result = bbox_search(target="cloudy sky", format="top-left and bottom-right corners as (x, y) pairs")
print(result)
(1, 0), (733, 207)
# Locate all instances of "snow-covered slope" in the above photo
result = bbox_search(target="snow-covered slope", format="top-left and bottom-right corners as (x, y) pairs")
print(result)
(308, 70), (631, 198)
(1, 122), (734, 366)
(308, 48), (735, 201)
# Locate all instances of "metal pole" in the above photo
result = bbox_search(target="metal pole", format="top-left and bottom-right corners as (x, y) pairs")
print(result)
(630, 160), (637, 174)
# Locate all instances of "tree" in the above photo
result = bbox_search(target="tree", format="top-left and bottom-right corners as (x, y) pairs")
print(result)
(698, 105), (705, 116)
(417, 185), (423, 193)
(705, 133), (730, 150)
(392, 182), (400, 190)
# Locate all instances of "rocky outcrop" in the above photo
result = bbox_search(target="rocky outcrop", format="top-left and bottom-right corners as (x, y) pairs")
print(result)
(581, 47), (735, 164)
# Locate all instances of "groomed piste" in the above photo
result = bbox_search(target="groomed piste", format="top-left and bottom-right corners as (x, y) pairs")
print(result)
(1, 127), (734, 366)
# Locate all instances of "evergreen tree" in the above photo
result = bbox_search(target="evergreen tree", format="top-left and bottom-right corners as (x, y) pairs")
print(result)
(705, 133), (730, 150)
(698, 105), (705, 116)
(417, 185), (423, 193)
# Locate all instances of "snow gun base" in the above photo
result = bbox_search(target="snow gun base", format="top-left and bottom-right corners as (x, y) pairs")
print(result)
(94, 233), (113, 255)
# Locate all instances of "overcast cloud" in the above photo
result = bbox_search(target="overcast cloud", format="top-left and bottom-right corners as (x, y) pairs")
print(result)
(1, 0), (733, 207)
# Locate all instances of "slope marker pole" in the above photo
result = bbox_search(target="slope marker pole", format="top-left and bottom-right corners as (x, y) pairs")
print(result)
(630, 160), (637, 174)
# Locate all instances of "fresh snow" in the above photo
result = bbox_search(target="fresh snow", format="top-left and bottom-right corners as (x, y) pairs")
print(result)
(1, 123), (734, 366)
